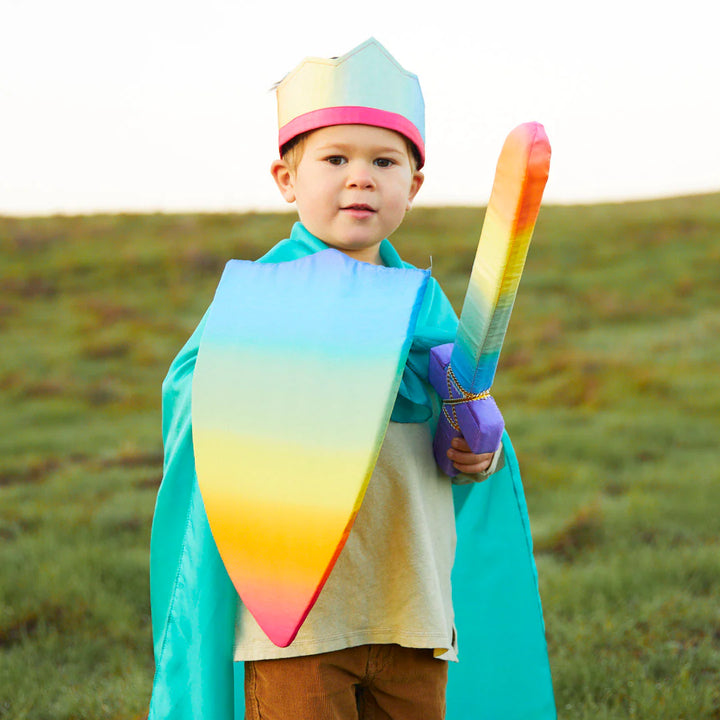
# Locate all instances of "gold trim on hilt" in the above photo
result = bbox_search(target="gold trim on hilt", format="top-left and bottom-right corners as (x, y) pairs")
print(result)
(441, 365), (492, 431)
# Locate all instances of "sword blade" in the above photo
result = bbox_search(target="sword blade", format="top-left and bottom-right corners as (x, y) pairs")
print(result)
(451, 122), (551, 392)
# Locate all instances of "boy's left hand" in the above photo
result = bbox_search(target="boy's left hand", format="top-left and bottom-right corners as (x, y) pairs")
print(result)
(447, 437), (495, 475)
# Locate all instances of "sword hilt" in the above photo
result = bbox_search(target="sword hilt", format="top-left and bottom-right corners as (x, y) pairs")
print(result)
(429, 343), (504, 477)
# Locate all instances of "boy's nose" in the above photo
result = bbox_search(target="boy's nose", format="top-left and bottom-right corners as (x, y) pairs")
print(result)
(345, 162), (375, 189)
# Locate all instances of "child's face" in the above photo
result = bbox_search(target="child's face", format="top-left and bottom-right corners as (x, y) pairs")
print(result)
(271, 124), (424, 264)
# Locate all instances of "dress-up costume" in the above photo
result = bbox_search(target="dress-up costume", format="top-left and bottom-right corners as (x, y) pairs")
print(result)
(149, 223), (556, 719)
(149, 37), (555, 719)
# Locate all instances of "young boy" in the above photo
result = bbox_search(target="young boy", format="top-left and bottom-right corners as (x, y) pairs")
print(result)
(149, 38), (555, 720)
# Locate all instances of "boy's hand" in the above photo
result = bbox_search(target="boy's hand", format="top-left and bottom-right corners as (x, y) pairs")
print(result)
(447, 437), (494, 475)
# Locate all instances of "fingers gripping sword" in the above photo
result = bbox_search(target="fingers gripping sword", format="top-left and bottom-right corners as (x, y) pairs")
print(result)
(430, 122), (551, 476)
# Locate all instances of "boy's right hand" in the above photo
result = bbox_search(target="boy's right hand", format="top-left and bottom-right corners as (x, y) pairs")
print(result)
(446, 437), (495, 476)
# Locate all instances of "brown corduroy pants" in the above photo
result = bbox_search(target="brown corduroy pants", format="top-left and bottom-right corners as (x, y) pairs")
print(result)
(244, 643), (448, 720)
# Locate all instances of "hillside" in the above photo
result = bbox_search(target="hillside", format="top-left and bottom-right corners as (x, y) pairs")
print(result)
(1, 194), (719, 718)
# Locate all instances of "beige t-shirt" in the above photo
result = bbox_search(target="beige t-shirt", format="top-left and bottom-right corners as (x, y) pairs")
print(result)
(234, 421), (502, 663)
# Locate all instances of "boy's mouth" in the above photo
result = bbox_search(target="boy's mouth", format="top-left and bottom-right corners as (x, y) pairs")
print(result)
(341, 203), (376, 217)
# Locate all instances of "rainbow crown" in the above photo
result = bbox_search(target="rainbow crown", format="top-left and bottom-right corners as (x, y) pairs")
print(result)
(275, 38), (425, 167)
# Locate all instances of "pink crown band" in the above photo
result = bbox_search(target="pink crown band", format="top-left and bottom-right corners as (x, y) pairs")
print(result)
(278, 106), (425, 168)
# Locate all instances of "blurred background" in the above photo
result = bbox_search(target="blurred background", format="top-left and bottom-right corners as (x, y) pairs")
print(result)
(2, 0), (719, 214)
(1, 1), (719, 718)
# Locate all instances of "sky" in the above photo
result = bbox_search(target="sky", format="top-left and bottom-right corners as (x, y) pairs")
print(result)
(1, 0), (718, 215)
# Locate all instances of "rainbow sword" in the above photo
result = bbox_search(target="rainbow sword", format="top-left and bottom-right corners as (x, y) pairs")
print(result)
(430, 122), (551, 476)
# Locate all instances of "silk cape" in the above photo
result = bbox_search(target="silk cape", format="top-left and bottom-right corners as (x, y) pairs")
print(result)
(148, 223), (556, 719)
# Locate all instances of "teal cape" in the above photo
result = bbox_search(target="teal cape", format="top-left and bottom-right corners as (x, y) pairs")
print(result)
(149, 223), (556, 719)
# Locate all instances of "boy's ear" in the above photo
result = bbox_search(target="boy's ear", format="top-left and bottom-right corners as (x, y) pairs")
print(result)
(270, 159), (296, 203)
(407, 170), (424, 210)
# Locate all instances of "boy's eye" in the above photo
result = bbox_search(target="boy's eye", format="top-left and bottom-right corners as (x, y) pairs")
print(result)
(374, 158), (394, 168)
(326, 156), (346, 165)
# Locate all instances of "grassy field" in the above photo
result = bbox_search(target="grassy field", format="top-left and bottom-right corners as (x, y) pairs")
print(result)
(1, 194), (719, 718)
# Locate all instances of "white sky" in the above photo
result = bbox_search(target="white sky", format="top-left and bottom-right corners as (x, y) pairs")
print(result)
(1, 0), (718, 215)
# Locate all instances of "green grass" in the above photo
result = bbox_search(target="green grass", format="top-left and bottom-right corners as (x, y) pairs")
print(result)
(1, 194), (719, 718)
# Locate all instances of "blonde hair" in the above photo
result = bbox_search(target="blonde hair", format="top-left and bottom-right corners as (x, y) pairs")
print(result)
(280, 133), (310, 173)
(280, 129), (421, 173)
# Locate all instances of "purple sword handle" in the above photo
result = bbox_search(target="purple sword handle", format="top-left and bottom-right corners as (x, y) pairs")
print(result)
(429, 344), (505, 477)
